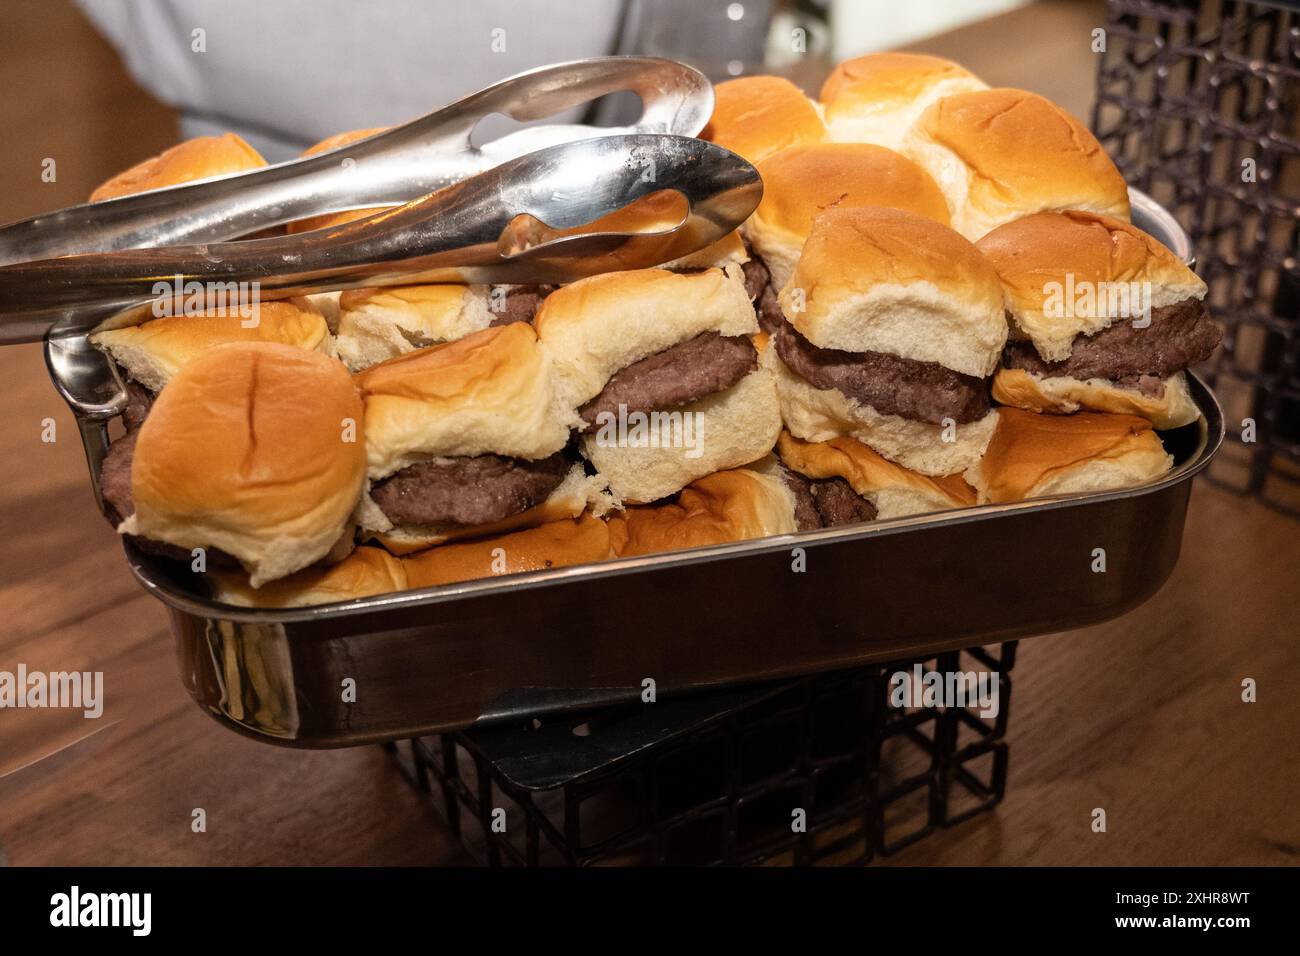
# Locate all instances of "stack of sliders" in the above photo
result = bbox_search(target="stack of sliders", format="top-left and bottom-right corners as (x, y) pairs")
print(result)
(81, 47), (1220, 610)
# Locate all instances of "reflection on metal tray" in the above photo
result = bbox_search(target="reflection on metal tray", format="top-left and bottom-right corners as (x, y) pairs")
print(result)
(144, 373), (1220, 747)
(46, 187), (1220, 748)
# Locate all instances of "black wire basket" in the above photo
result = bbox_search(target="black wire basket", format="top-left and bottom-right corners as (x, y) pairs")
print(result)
(1091, 0), (1300, 514)
(387, 643), (1015, 866)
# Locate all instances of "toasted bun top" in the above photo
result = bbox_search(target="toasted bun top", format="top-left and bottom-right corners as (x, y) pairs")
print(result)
(211, 546), (407, 608)
(751, 143), (950, 249)
(90, 133), (266, 201)
(702, 75), (826, 164)
(781, 206), (1007, 375)
(606, 463), (797, 557)
(777, 431), (976, 507)
(126, 343), (367, 587)
(904, 88), (1130, 239)
(355, 321), (573, 476)
(972, 407), (1166, 502)
(821, 52), (982, 122)
(90, 299), (330, 392)
(976, 210), (1207, 359)
(402, 515), (613, 588)
(534, 268), (757, 407)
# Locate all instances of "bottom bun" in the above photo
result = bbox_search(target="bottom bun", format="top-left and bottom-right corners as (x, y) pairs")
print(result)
(765, 349), (998, 476)
(209, 546), (407, 608)
(992, 367), (1200, 430)
(776, 431), (976, 519)
(607, 457), (798, 557)
(363, 464), (609, 555)
(964, 407), (1173, 504)
(402, 514), (613, 588)
(581, 367), (783, 504)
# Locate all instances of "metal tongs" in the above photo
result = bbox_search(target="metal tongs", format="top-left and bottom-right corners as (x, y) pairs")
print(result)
(0, 56), (761, 342)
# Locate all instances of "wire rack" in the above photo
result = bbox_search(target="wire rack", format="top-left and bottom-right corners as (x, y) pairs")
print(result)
(387, 643), (1015, 866)
(1091, 0), (1300, 514)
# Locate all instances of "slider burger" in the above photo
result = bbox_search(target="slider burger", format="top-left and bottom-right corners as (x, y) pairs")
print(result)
(322, 129), (562, 370)
(211, 546), (407, 608)
(89, 132), (266, 202)
(819, 51), (987, 149)
(901, 88), (1131, 240)
(534, 268), (782, 503)
(353, 322), (602, 552)
(764, 206), (1005, 476)
(606, 460), (798, 557)
(403, 514), (613, 588)
(978, 211), (1222, 429)
(104, 342), (367, 586)
(964, 407), (1172, 503)
(90, 299), (331, 431)
(744, 143), (952, 330)
(701, 75), (826, 165)
(776, 431), (976, 525)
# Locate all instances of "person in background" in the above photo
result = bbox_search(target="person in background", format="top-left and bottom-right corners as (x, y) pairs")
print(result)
(77, 0), (778, 160)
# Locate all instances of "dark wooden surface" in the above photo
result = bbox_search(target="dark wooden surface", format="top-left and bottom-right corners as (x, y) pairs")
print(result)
(1, 0), (1296, 866)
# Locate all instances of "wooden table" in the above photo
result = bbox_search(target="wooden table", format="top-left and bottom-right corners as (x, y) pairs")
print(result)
(1, 0), (1296, 867)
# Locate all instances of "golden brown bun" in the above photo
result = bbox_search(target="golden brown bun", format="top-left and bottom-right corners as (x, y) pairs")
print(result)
(992, 368), (1200, 430)
(781, 206), (1006, 377)
(776, 431), (975, 519)
(702, 75), (826, 164)
(287, 127), (389, 233)
(534, 268), (757, 408)
(606, 459), (798, 557)
(964, 407), (1172, 503)
(119, 343), (367, 587)
(903, 88), (1130, 240)
(90, 299), (330, 391)
(976, 210), (1207, 361)
(90, 133), (266, 201)
(819, 52), (987, 149)
(210, 546), (406, 608)
(333, 284), (492, 370)
(402, 515), (613, 588)
(355, 322), (574, 479)
(365, 464), (610, 554)
(748, 143), (951, 290)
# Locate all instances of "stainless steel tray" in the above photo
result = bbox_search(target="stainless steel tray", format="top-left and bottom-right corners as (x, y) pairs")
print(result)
(47, 190), (1221, 748)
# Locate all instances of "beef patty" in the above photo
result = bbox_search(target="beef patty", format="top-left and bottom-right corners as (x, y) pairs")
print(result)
(1002, 297), (1222, 387)
(783, 470), (877, 531)
(100, 429), (137, 524)
(489, 285), (553, 327)
(774, 320), (991, 425)
(578, 332), (758, 428)
(371, 451), (569, 527)
(742, 256), (783, 334)
(123, 380), (153, 431)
